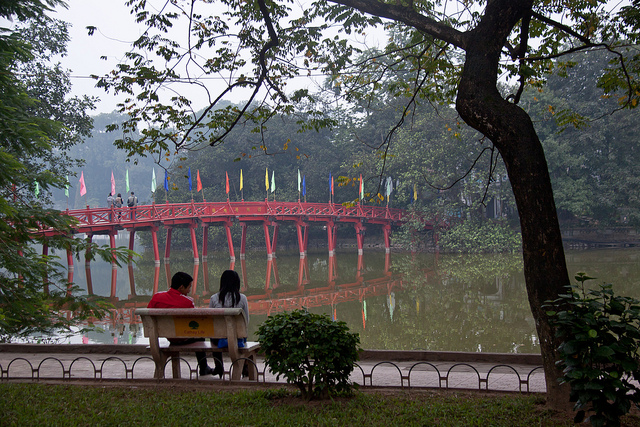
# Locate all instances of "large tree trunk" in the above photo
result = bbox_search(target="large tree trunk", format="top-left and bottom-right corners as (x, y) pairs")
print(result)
(455, 0), (571, 411)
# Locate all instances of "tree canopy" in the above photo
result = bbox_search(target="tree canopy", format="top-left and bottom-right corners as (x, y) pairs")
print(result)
(0, 1), (129, 342)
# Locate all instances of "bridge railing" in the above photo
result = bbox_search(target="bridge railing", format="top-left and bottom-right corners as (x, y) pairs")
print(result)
(58, 201), (409, 229)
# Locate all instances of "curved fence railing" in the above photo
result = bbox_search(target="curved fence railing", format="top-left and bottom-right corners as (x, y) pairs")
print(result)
(0, 354), (546, 393)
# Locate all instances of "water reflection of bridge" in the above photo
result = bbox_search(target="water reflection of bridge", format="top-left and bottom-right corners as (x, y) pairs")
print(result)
(78, 251), (403, 342)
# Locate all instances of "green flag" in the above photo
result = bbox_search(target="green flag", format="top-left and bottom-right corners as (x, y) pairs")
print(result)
(271, 171), (275, 193)
(126, 169), (130, 193)
(297, 169), (301, 192)
(151, 168), (157, 192)
(65, 175), (69, 197)
(34, 181), (39, 199)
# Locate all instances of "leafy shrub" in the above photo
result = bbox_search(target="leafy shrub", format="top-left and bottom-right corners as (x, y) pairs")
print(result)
(256, 309), (360, 400)
(546, 273), (640, 426)
(439, 219), (521, 253)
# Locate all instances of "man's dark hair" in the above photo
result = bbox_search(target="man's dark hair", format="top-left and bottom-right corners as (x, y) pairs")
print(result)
(171, 271), (193, 290)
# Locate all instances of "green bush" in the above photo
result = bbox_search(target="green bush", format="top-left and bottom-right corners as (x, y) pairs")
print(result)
(439, 219), (521, 253)
(256, 309), (360, 400)
(546, 273), (640, 426)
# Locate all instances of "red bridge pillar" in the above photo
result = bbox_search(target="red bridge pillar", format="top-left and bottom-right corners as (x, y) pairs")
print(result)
(109, 231), (117, 299)
(326, 221), (336, 256)
(295, 220), (308, 258)
(383, 224), (391, 253)
(202, 225), (208, 261)
(240, 222), (247, 259)
(354, 221), (366, 255)
(85, 234), (93, 295)
(263, 221), (278, 260)
(66, 246), (74, 286)
(150, 226), (160, 266)
(164, 227), (172, 264)
(189, 224), (199, 264)
(224, 220), (235, 261)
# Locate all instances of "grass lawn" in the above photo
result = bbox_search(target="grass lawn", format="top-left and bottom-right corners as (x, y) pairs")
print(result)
(1, 383), (638, 426)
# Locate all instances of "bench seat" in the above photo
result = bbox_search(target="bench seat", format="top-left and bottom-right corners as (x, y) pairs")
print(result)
(136, 307), (260, 380)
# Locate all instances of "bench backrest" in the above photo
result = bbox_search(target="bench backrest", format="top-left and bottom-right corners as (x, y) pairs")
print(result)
(135, 308), (247, 340)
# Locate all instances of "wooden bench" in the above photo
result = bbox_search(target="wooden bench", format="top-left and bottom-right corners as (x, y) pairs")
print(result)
(135, 308), (260, 380)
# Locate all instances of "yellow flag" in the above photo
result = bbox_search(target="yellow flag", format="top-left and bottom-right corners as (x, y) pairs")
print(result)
(265, 168), (269, 191)
(413, 183), (417, 201)
(240, 169), (243, 191)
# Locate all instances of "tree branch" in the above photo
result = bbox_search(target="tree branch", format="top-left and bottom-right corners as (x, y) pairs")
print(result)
(329, 0), (468, 49)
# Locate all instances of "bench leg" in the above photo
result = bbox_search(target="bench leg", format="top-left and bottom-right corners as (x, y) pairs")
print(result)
(247, 354), (257, 380)
(154, 353), (170, 379)
(231, 359), (243, 381)
(171, 355), (182, 379)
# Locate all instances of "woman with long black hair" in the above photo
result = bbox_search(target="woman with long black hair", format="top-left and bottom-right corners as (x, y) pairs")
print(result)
(208, 270), (249, 378)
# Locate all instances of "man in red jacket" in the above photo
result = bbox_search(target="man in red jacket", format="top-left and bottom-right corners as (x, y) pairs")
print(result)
(147, 271), (219, 377)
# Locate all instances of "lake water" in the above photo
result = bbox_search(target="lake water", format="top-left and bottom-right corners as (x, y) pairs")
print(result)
(50, 234), (640, 353)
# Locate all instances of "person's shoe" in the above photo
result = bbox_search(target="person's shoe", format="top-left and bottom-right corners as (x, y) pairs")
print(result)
(212, 365), (224, 379)
(199, 365), (215, 376)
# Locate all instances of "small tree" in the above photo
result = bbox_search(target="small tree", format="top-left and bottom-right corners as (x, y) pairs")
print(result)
(256, 309), (360, 400)
(547, 273), (640, 426)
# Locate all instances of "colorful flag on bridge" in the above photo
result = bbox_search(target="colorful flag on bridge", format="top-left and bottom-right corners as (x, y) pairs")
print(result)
(151, 168), (157, 193)
(225, 172), (229, 194)
(271, 171), (275, 193)
(329, 172), (333, 196)
(34, 181), (39, 199)
(79, 171), (87, 196)
(413, 183), (417, 201)
(111, 171), (115, 195)
(65, 175), (69, 198)
(125, 169), (130, 193)
(196, 170), (202, 192)
(265, 168), (269, 192)
(302, 175), (306, 197)
(164, 170), (169, 191)
(297, 169), (301, 193)
(188, 167), (192, 192)
(359, 174), (364, 200)
(240, 169), (243, 191)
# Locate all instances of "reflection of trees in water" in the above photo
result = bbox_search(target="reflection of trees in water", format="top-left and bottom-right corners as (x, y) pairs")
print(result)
(565, 249), (640, 298)
(353, 253), (537, 353)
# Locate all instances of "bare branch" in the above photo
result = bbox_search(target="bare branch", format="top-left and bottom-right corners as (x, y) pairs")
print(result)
(421, 145), (492, 192)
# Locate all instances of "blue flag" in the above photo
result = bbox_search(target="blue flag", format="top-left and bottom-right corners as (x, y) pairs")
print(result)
(302, 175), (306, 196)
(188, 167), (192, 191)
(164, 170), (169, 191)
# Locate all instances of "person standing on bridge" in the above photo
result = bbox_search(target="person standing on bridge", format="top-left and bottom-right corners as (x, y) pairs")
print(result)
(107, 193), (114, 221)
(114, 193), (123, 220)
(127, 191), (138, 220)
(147, 271), (217, 377)
(208, 270), (249, 378)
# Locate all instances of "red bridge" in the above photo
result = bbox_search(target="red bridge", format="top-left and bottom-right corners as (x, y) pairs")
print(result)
(42, 200), (422, 262)
(38, 200), (429, 295)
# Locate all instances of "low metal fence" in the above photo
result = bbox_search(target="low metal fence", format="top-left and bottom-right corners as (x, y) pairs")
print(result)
(0, 354), (546, 393)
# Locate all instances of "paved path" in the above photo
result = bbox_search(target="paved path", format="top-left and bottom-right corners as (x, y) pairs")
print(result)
(0, 346), (546, 393)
